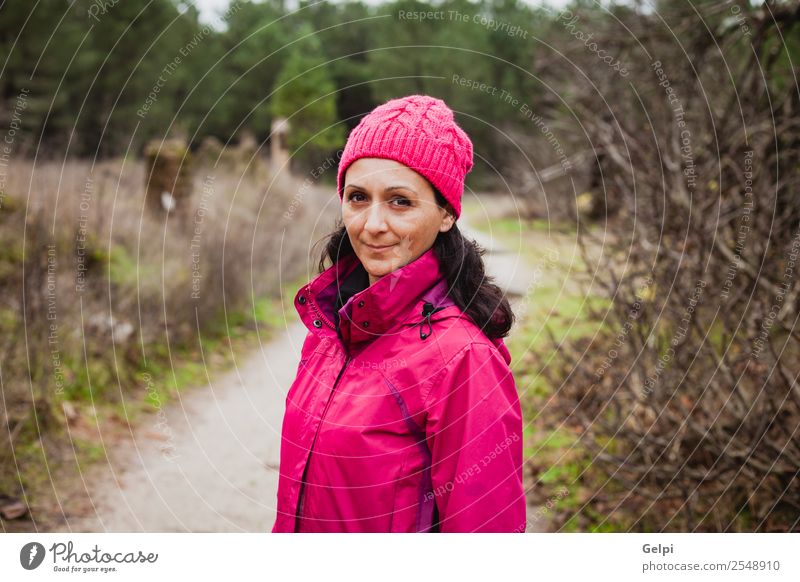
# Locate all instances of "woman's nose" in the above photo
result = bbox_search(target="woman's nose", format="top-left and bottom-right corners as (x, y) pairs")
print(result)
(363, 201), (388, 233)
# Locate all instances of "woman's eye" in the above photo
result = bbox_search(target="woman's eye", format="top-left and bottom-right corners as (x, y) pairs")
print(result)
(390, 196), (411, 207)
(347, 192), (366, 202)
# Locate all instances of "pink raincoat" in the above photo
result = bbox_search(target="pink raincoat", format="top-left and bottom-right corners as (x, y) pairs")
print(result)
(272, 246), (526, 532)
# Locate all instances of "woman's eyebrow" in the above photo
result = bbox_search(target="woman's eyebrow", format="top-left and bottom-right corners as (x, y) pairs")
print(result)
(345, 184), (417, 194)
(386, 185), (417, 194)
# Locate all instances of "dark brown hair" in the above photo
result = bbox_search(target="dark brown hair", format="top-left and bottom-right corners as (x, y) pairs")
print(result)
(317, 190), (514, 340)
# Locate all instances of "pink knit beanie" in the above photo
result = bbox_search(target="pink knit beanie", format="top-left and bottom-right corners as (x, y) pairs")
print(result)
(336, 94), (474, 218)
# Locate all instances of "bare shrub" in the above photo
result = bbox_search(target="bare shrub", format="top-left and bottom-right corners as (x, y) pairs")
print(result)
(517, 3), (800, 531)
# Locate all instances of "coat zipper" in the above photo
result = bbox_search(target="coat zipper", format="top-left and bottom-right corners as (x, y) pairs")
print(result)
(295, 351), (352, 529)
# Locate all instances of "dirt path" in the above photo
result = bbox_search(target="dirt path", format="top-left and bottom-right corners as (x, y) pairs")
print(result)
(459, 192), (536, 300)
(56, 321), (307, 532)
(56, 192), (543, 532)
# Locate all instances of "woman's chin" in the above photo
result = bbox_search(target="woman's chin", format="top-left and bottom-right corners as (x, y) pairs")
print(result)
(359, 258), (394, 280)
(365, 265), (392, 280)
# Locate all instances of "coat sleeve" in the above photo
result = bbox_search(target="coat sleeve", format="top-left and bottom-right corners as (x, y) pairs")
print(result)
(423, 342), (526, 532)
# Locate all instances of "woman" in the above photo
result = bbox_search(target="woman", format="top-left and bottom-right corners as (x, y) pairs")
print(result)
(272, 94), (526, 533)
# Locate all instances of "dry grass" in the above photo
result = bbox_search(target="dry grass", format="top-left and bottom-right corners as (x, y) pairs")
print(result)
(0, 156), (321, 529)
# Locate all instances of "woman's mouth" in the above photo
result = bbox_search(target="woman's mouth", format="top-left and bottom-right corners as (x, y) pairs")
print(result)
(364, 243), (395, 253)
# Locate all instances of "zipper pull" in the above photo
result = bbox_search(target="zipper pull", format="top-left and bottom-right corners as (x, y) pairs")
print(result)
(419, 302), (445, 340)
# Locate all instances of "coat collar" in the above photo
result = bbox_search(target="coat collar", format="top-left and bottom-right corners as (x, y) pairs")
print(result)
(295, 246), (513, 365)
(295, 246), (452, 347)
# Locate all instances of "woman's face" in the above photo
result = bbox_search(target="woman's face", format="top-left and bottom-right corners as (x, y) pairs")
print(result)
(342, 157), (455, 285)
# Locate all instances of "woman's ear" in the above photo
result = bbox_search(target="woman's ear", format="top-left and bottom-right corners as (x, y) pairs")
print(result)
(439, 206), (456, 232)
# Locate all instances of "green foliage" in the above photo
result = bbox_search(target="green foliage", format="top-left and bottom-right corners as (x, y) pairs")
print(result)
(0, 0), (552, 176)
(209, 0), (291, 140)
(271, 23), (345, 167)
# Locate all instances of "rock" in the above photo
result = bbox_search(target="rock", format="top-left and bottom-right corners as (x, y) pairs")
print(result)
(62, 401), (79, 425)
(0, 494), (28, 520)
(87, 313), (135, 343)
(112, 320), (135, 343)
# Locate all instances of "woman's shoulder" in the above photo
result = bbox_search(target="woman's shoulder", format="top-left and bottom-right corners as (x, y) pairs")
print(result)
(369, 310), (515, 415)
(424, 305), (511, 365)
(384, 306), (511, 393)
